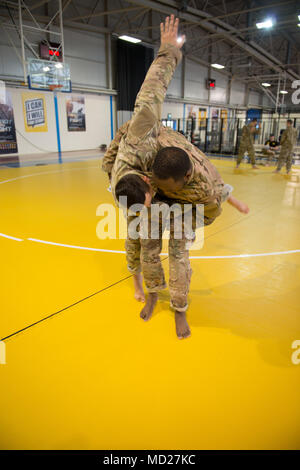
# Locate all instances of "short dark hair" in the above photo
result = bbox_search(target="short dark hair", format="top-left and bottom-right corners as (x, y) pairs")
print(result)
(251, 118), (258, 123)
(152, 146), (191, 181)
(115, 174), (149, 208)
(287, 119), (293, 124)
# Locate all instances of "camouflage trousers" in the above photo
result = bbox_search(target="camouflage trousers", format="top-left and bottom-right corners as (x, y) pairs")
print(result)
(126, 208), (195, 313)
(276, 145), (293, 172)
(237, 141), (256, 165)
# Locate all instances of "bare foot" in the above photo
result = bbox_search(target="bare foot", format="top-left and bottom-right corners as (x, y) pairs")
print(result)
(252, 165), (259, 169)
(175, 311), (191, 339)
(227, 195), (250, 214)
(140, 293), (158, 321)
(133, 273), (145, 302)
(235, 163), (240, 168)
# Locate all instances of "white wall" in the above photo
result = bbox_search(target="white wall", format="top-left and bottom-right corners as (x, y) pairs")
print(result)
(249, 90), (261, 106)
(162, 101), (184, 119)
(4, 86), (114, 155)
(230, 80), (246, 106)
(167, 62), (182, 97)
(185, 60), (209, 101)
(64, 29), (107, 89)
(210, 69), (227, 103)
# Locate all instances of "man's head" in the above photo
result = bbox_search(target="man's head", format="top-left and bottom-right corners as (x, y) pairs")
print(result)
(152, 146), (192, 192)
(270, 134), (275, 141)
(115, 174), (152, 209)
(251, 118), (258, 124)
(287, 119), (293, 127)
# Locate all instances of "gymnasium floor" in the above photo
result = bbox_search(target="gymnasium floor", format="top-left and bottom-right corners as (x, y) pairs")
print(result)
(0, 157), (299, 450)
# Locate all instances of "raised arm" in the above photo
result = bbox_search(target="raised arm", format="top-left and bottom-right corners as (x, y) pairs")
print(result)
(127, 15), (185, 142)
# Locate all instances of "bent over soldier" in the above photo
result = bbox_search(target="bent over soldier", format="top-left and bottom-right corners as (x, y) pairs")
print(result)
(102, 15), (249, 339)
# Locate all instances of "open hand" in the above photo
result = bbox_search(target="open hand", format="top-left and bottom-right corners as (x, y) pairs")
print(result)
(160, 14), (186, 49)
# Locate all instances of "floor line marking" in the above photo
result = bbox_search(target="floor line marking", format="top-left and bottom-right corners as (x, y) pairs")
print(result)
(0, 165), (99, 185)
(0, 232), (23, 241)
(189, 250), (300, 259)
(27, 237), (300, 259)
(27, 238), (128, 253)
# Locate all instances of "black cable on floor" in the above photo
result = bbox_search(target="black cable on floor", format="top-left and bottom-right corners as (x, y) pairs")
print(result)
(1, 256), (170, 342)
(1, 273), (133, 342)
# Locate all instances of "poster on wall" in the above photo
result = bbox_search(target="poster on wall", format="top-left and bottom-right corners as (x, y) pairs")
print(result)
(198, 107), (207, 128)
(22, 92), (48, 132)
(220, 108), (228, 131)
(211, 108), (220, 119)
(0, 89), (18, 154)
(66, 95), (86, 131)
(187, 105), (197, 119)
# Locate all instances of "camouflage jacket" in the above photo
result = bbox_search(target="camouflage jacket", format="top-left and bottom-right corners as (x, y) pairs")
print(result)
(102, 43), (226, 221)
(280, 127), (297, 148)
(240, 123), (260, 144)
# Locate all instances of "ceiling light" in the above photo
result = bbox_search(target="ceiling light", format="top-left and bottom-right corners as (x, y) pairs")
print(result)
(262, 83), (271, 87)
(256, 19), (273, 29)
(280, 90), (288, 94)
(119, 35), (141, 44)
(43, 66), (50, 72)
(211, 63), (225, 69)
(55, 63), (63, 68)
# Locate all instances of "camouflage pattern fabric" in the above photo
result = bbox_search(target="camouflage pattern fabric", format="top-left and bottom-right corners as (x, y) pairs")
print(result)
(236, 123), (260, 165)
(276, 127), (297, 172)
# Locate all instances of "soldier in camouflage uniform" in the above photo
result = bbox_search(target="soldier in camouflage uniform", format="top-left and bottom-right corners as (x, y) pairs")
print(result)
(236, 119), (261, 168)
(275, 120), (297, 174)
(102, 15), (249, 339)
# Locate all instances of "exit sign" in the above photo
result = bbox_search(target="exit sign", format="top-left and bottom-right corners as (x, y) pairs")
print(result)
(206, 78), (216, 89)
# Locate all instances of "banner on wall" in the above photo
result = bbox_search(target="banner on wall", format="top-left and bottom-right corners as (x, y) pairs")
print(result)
(198, 108), (207, 128)
(220, 108), (228, 131)
(0, 89), (18, 154)
(211, 108), (220, 119)
(66, 95), (86, 131)
(187, 105), (197, 119)
(22, 92), (48, 132)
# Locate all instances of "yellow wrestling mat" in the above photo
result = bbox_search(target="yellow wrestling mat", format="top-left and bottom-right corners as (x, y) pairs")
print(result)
(0, 159), (299, 449)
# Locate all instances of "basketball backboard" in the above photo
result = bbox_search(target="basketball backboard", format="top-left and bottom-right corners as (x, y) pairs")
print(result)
(28, 58), (71, 92)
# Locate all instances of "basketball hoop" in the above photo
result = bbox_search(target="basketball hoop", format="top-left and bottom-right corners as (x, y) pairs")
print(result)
(49, 84), (63, 92)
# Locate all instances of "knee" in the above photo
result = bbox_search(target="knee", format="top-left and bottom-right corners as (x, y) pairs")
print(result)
(141, 239), (162, 262)
(169, 238), (187, 258)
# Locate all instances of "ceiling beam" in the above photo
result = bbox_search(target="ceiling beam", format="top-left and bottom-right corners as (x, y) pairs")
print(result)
(126, 0), (299, 81)
(68, 6), (145, 22)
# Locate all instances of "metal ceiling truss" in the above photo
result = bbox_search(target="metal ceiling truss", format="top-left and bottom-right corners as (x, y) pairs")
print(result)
(0, 0), (65, 84)
(0, 0), (299, 94)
